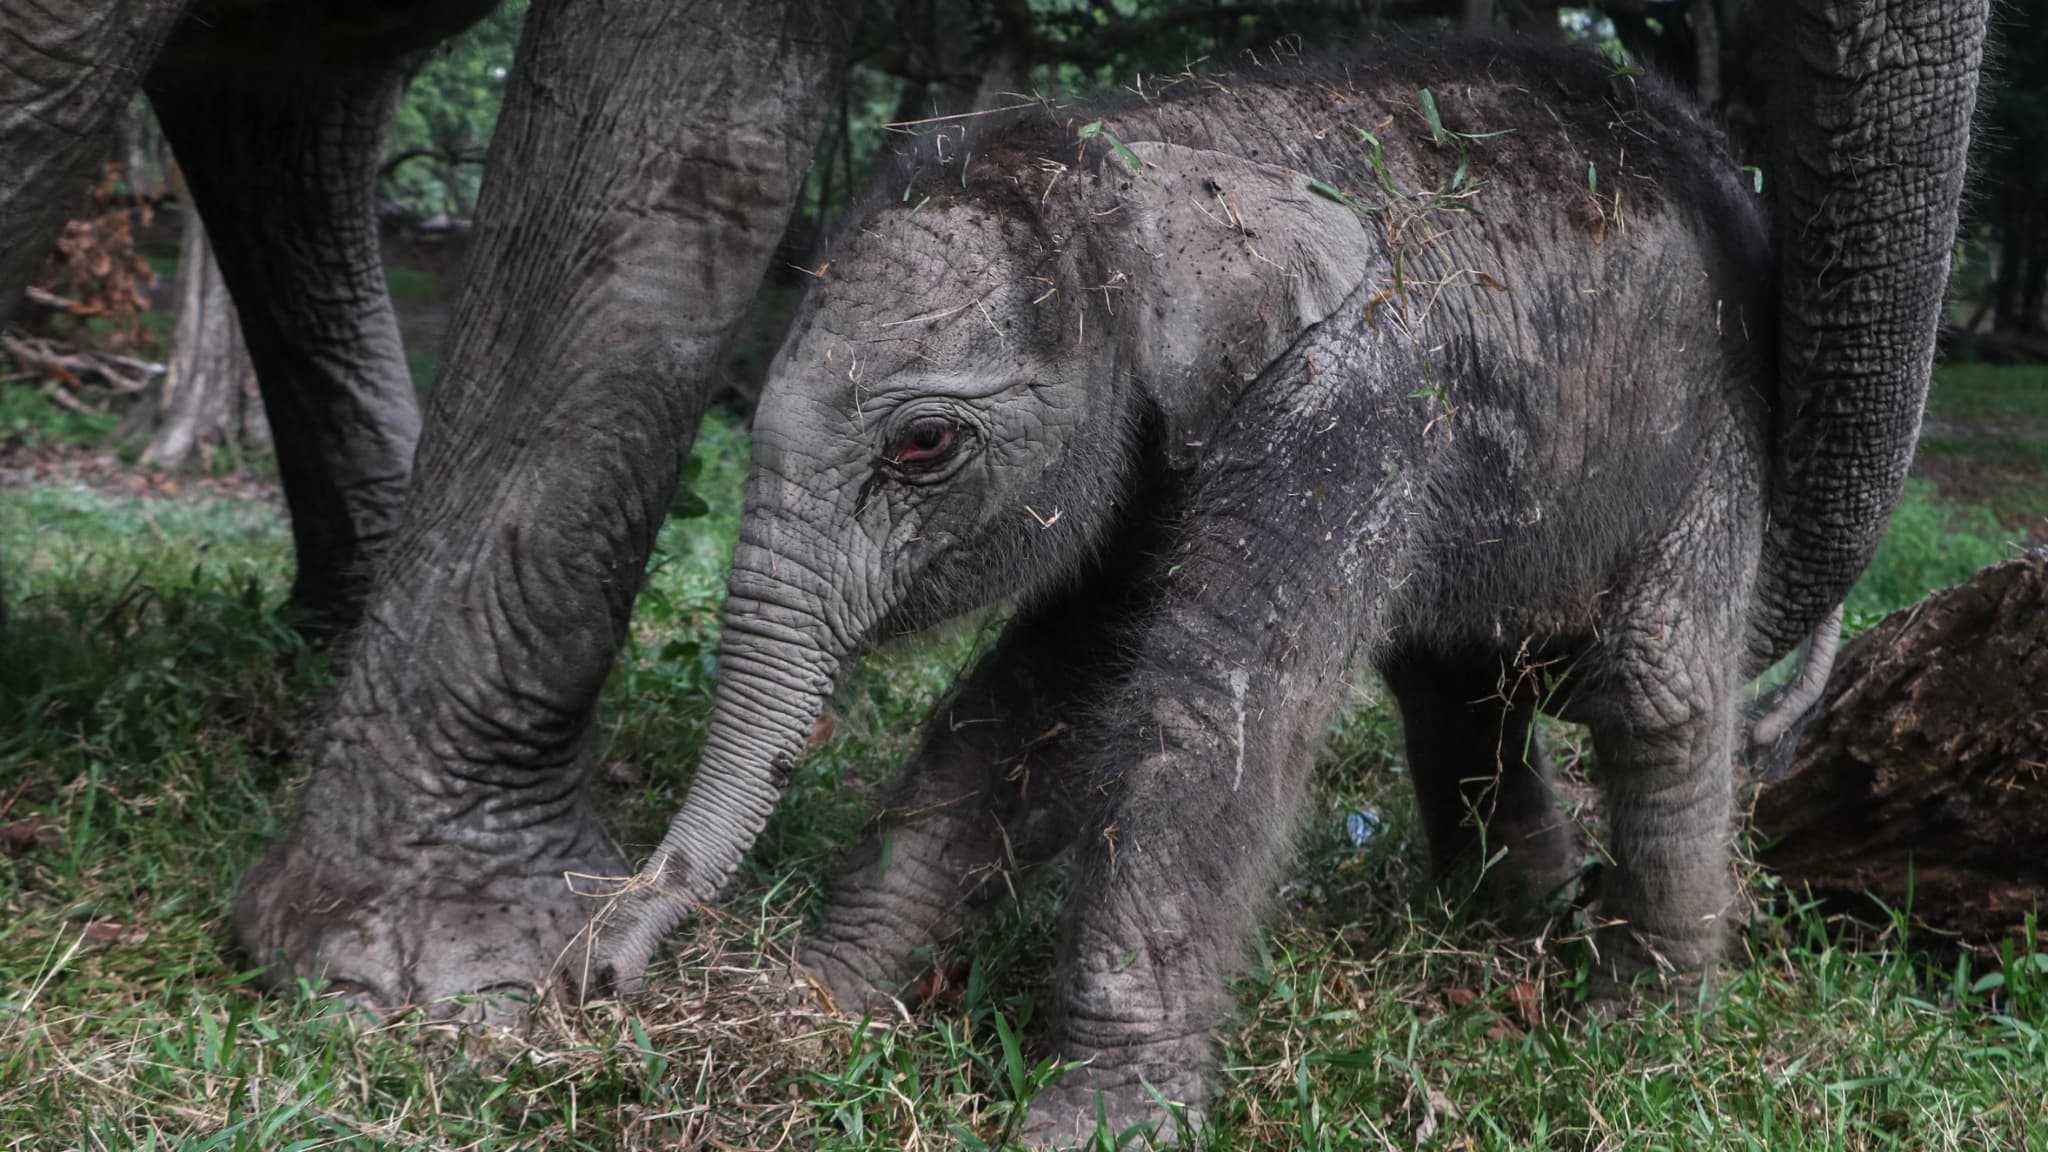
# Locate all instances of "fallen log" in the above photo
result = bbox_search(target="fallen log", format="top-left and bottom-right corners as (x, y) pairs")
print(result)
(1755, 551), (2048, 944)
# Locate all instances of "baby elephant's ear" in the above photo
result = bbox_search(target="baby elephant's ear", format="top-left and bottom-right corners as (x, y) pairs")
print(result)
(1110, 140), (1375, 471)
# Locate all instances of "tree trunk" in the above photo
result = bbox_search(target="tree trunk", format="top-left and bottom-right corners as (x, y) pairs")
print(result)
(120, 97), (163, 201)
(1755, 553), (2048, 945)
(1692, 0), (1723, 113)
(2021, 224), (2048, 336)
(117, 204), (269, 466)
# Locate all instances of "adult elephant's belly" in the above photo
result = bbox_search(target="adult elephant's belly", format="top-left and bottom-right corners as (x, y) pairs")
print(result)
(160, 0), (502, 71)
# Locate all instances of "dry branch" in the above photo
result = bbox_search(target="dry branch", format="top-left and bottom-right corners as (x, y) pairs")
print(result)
(1, 329), (162, 395)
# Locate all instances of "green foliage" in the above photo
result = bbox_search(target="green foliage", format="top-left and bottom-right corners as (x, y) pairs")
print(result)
(1843, 479), (2011, 632)
(0, 377), (118, 449)
(381, 1), (528, 217)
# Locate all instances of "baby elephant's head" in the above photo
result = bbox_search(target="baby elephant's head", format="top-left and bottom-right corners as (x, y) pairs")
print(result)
(740, 130), (1377, 669)
(620, 123), (1376, 934)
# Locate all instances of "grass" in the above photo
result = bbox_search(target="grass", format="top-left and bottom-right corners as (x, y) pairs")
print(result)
(1841, 479), (2014, 631)
(383, 266), (444, 304)
(405, 346), (440, 394)
(2, 408), (2045, 1150)
(1912, 363), (2048, 533)
(0, 376), (120, 449)
(1924, 362), (2048, 426)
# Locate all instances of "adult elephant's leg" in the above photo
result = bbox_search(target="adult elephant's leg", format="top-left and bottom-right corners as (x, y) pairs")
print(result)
(146, 60), (422, 636)
(231, 0), (856, 1013)
(797, 564), (1150, 1011)
(0, 0), (190, 323)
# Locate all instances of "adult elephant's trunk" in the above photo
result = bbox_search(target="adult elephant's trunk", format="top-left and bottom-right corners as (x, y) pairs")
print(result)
(576, 535), (842, 995)
(1748, 0), (1992, 670)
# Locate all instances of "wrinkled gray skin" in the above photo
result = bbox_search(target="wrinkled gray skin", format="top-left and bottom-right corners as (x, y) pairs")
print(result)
(6, 0), (860, 1018)
(1, 0), (496, 635)
(230, 0), (857, 1017)
(579, 9), (1990, 1146)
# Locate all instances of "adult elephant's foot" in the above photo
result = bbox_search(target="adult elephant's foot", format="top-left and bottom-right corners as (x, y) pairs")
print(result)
(234, 719), (624, 1022)
(1017, 1054), (1205, 1150)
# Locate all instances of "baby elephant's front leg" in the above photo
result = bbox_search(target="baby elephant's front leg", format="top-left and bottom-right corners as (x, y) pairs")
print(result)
(1021, 605), (1355, 1147)
(796, 593), (1123, 1012)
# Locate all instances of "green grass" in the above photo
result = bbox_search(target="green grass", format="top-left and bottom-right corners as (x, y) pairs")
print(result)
(1842, 479), (2014, 631)
(1924, 362), (2048, 425)
(383, 265), (444, 304)
(1908, 362), (2048, 543)
(0, 376), (121, 448)
(3, 412), (2044, 1150)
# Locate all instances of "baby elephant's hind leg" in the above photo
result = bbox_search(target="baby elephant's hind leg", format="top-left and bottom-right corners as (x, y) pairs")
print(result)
(1383, 649), (1577, 907)
(795, 596), (1118, 1012)
(1574, 592), (1743, 1006)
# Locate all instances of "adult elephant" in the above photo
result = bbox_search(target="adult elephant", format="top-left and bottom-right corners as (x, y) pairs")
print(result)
(229, 0), (860, 1012)
(5, 0), (860, 1010)
(2, 0), (495, 634)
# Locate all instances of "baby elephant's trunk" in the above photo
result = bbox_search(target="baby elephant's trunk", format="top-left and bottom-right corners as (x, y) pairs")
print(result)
(573, 557), (839, 997)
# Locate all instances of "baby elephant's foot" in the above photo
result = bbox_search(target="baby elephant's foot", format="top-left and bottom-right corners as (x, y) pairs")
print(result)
(792, 941), (915, 1021)
(1581, 936), (1713, 1025)
(1018, 1058), (1205, 1149)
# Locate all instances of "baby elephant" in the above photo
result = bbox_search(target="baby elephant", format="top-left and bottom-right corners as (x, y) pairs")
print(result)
(580, 33), (1955, 1146)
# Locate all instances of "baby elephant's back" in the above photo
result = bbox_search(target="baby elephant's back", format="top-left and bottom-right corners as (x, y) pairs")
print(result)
(1224, 46), (1781, 647)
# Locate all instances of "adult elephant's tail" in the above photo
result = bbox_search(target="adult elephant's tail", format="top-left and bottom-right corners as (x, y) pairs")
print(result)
(1746, 0), (1993, 673)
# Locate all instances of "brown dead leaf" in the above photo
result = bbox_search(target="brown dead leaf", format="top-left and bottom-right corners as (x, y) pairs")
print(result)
(1507, 980), (1542, 1027)
(1442, 986), (1477, 1009)
(806, 712), (836, 750)
(912, 959), (971, 1005)
(2, 818), (61, 855)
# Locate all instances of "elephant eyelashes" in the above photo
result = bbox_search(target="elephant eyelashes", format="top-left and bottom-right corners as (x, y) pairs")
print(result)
(880, 415), (966, 480)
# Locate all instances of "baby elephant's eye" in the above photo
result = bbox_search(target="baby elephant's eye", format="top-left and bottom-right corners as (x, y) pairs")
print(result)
(886, 415), (962, 470)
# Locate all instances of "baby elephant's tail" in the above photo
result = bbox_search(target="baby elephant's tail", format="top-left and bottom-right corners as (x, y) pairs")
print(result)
(1745, 605), (1843, 784)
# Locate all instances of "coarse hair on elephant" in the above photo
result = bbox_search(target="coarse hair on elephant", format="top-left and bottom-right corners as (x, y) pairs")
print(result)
(572, 14), (1989, 1149)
